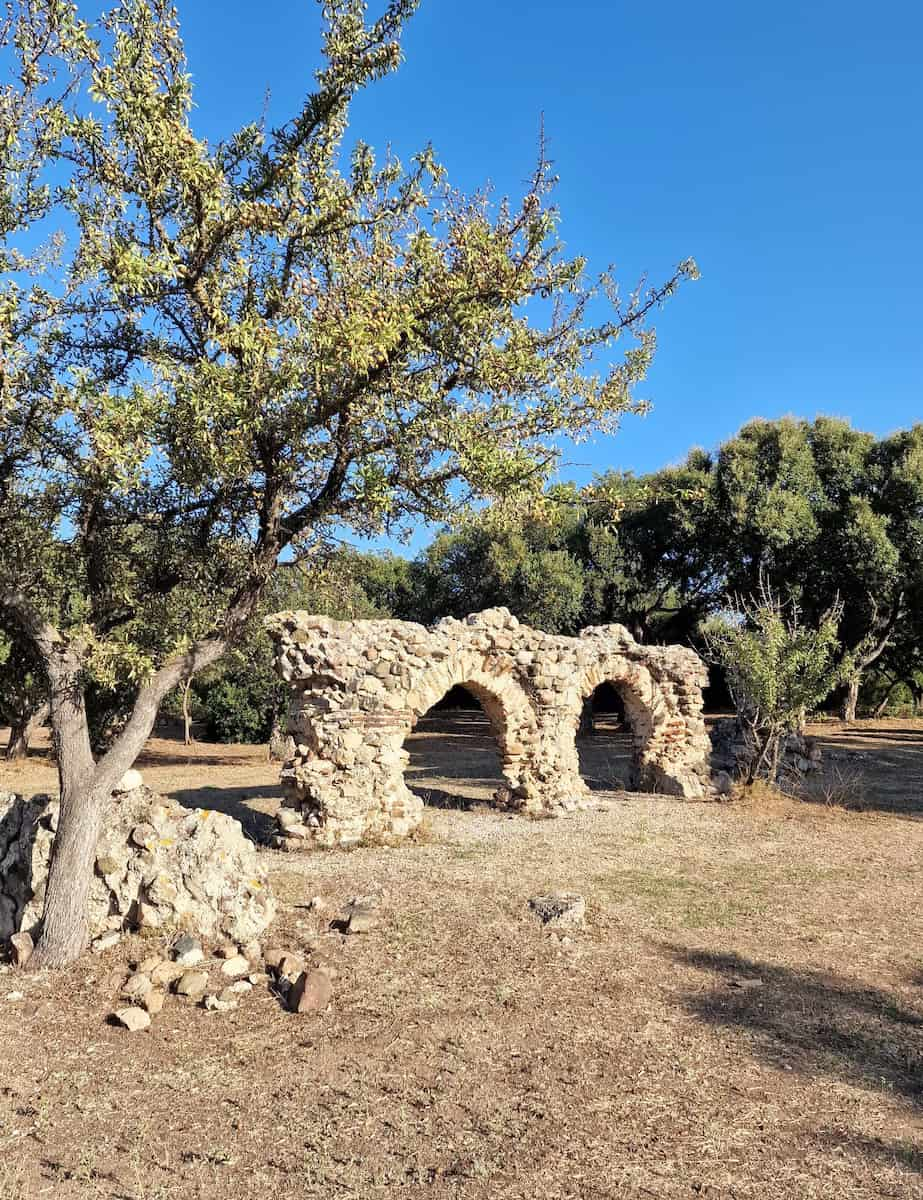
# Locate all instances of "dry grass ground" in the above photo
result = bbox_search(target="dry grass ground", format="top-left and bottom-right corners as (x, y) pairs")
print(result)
(0, 716), (922, 1199)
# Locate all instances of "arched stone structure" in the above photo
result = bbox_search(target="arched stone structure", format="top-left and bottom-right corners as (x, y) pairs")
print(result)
(266, 608), (712, 849)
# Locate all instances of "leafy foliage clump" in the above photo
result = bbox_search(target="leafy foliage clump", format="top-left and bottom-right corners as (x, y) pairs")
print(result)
(704, 583), (852, 783)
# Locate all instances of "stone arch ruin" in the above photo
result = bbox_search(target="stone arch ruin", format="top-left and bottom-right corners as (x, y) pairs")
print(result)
(266, 607), (713, 849)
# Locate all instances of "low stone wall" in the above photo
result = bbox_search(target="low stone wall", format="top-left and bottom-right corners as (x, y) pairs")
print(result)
(0, 787), (276, 946)
(266, 607), (712, 849)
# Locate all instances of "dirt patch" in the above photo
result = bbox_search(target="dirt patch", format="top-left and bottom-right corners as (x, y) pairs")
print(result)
(1, 717), (922, 1198)
(0, 731), (285, 844)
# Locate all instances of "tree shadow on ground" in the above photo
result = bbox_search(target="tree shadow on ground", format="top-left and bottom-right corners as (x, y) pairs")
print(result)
(138, 747), (262, 769)
(405, 712), (504, 803)
(168, 784), (281, 844)
(798, 724), (923, 816)
(577, 730), (633, 792)
(836, 729), (923, 741)
(810, 1129), (923, 1176)
(408, 785), (479, 811)
(666, 946), (923, 1109)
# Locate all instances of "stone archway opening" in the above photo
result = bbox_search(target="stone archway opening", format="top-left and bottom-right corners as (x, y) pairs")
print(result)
(266, 608), (712, 848)
(403, 684), (505, 810)
(577, 681), (642, 792)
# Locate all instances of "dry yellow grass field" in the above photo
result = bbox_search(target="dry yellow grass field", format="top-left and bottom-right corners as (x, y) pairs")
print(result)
(0, 716), (921, 1199)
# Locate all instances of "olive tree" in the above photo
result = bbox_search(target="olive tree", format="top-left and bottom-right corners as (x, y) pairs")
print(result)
(0, 0), (696, 965)
(711, 417), (921, 720)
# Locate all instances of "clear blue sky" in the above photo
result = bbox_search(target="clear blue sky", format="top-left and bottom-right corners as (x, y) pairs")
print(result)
(174, 0), (922, 551)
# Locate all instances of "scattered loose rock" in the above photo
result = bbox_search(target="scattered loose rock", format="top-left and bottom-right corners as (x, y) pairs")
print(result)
(142, 989), (166, 1015)
(219, 955), (250, 978)
(113, 1006), (151, 1032)
(276, 953), (305, 980)
(122, 973), (153, 999)
(528, 892), (586, 929)
(174, 970), (209, 999)
(289, 968), (333, 1014)
(204, 993), (237, 1013)
(92, 931), (122, 954)
(172, 935), (204, 967)
(150, 960), (184, 987)
(344, 904), (380, 934)
(10, 931), (33, 968)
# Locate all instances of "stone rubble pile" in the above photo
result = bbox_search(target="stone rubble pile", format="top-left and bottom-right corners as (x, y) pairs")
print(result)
(710, 717), (823, 790)
(266, 606), (713, 849)
(106, 931), (326, 1030)
(0, 784), (276, 946)
(105, 893), (376, 1030)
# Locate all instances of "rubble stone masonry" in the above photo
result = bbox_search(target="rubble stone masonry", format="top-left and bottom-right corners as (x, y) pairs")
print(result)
(266, 607), (712, 849)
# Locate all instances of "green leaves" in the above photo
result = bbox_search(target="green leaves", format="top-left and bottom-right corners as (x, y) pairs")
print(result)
(704, 583), (853, 781)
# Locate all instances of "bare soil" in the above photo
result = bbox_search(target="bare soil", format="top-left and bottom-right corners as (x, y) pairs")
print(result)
(1, 716), (922, 1199)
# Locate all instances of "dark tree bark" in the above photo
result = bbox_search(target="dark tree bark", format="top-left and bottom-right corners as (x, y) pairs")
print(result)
(842, 676), (861, 724)
(840, 594), (905, 723)
(5, 701), (49, 760)
(182, 678), (194, 746)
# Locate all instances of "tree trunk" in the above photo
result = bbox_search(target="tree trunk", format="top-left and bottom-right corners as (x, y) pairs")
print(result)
(842, 675), (861, 723)
(874, 679), (899, 718)
(841, 594), (904, 723)
(6, 721), (30, 761)
(182, 679), (194, 745)
(29, 662), (100, 968)
(30, 640), (236, 967)
(5, 567), (268, 969)
(5, 701), (50, 761)
(30, 675), (162, 968)
(33, 774), (108, 967)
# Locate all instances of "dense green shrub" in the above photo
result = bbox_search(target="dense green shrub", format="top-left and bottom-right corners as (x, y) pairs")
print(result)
(201, 679), (275, 745)
(704, 584), (853, 782)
